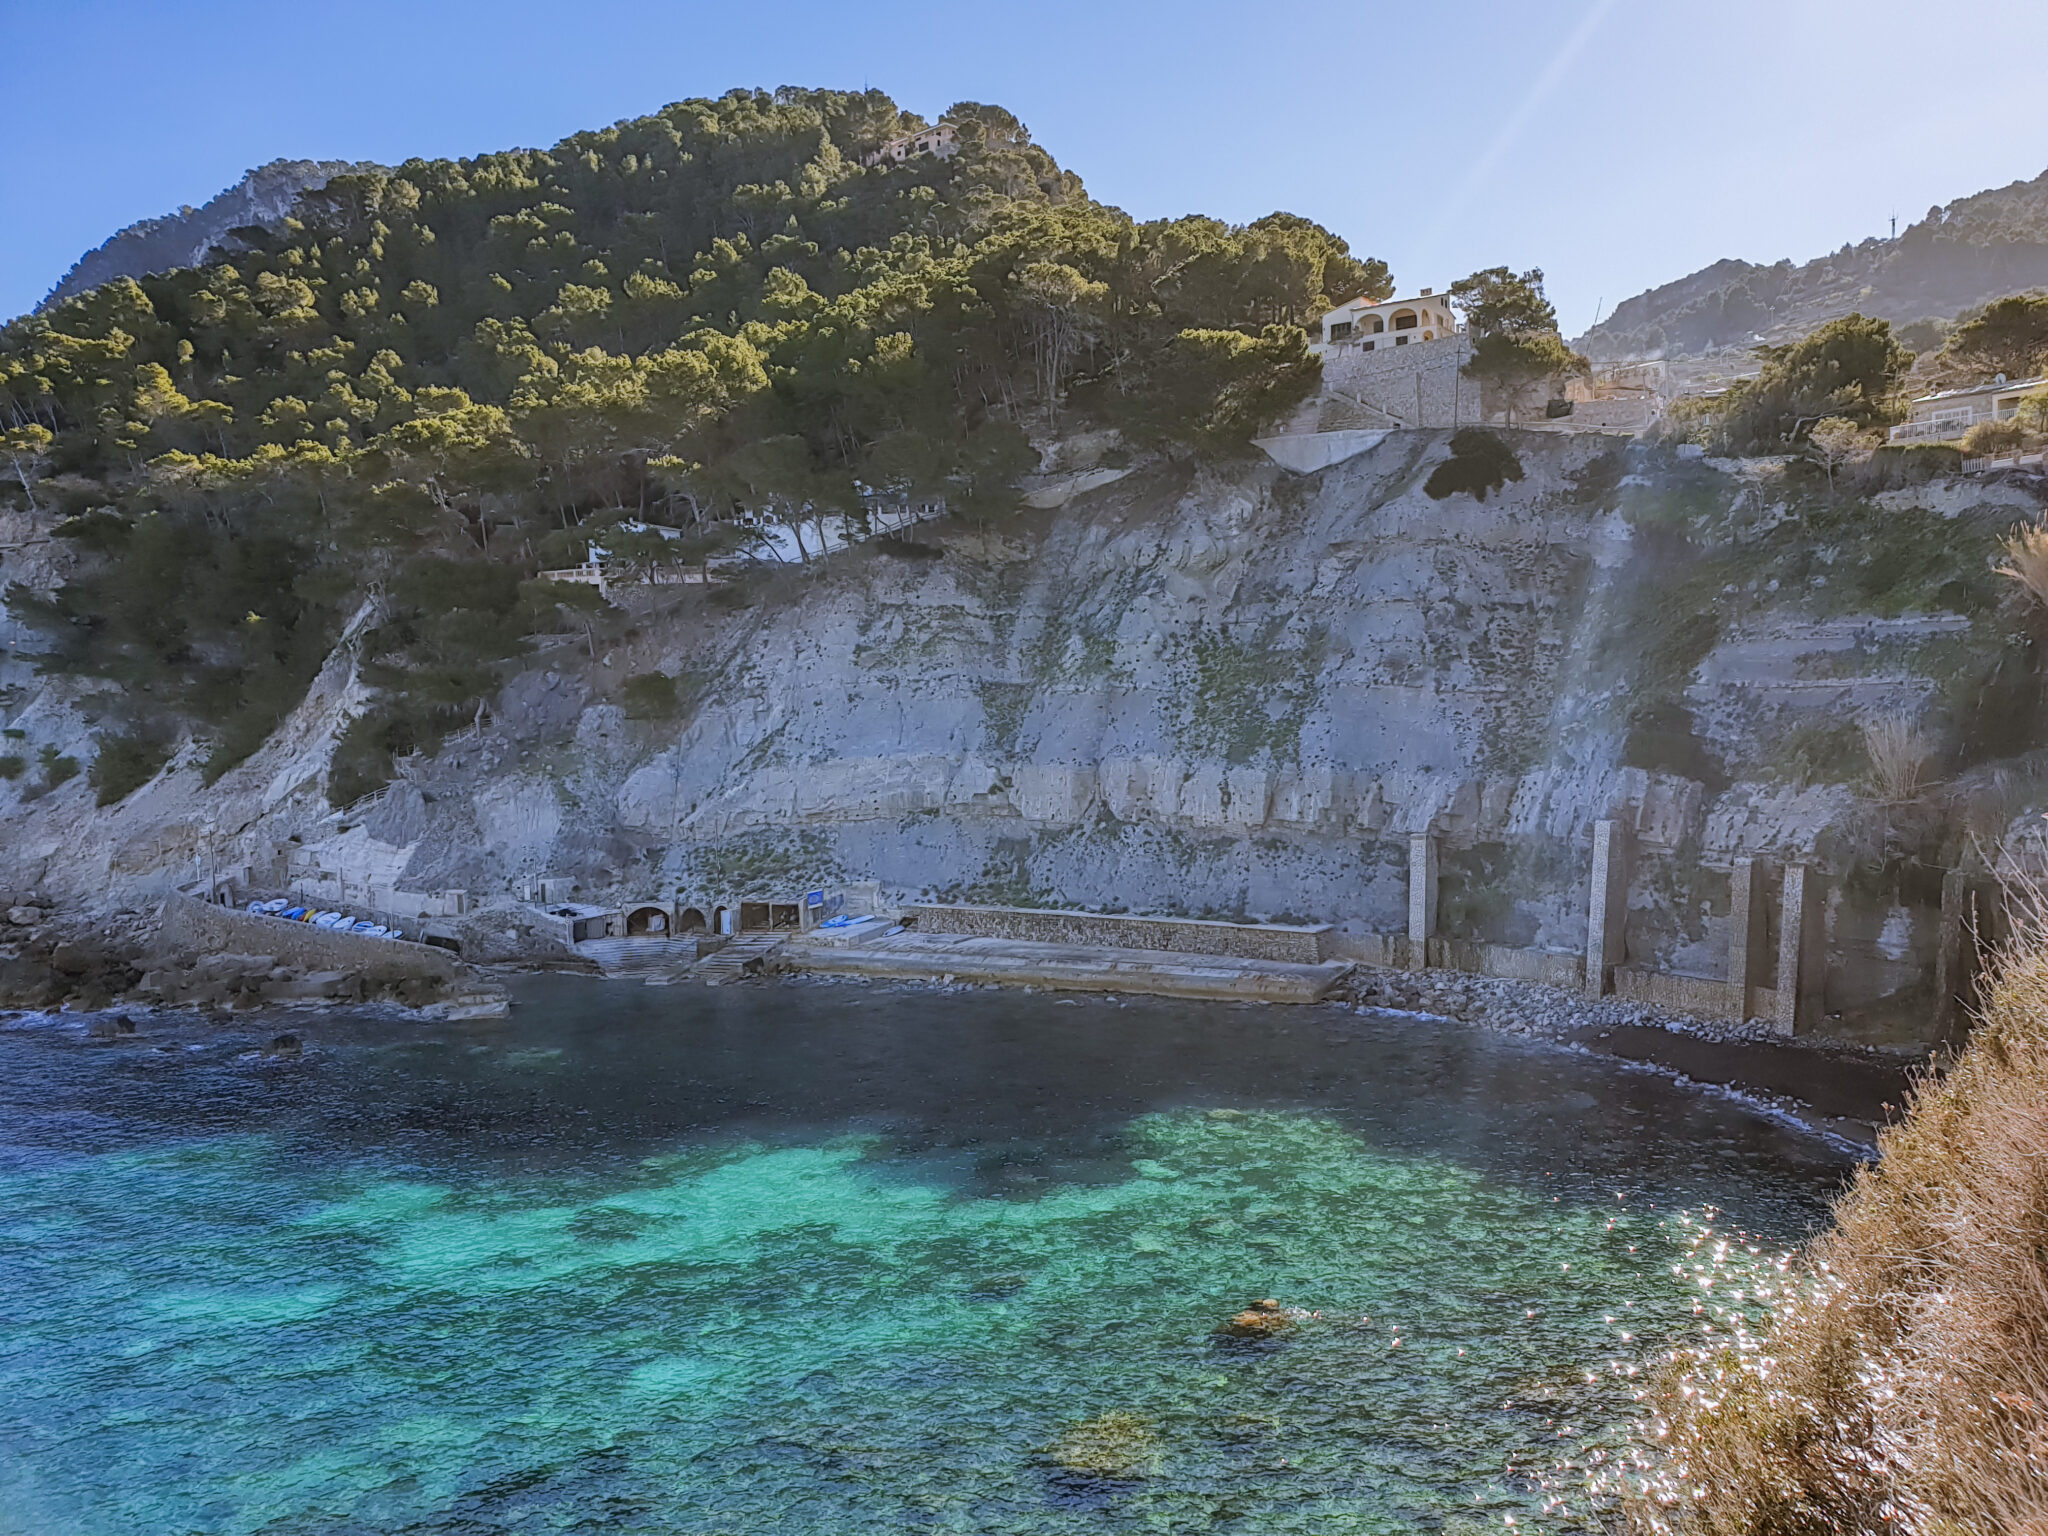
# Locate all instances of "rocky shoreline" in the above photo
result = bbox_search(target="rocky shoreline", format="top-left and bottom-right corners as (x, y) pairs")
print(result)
(1344, 966), (1921, 1148)
(0, 895), (509, 1020)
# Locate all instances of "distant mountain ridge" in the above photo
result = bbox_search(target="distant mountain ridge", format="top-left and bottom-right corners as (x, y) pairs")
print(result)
(1580, 167), (2048, 362)
(38, 158), (380, 313)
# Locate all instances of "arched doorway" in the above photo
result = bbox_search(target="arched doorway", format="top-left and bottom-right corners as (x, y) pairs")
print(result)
(713, 905), (730, 935)
(626, 905), (670, 937)
(679, 907), (707, 933)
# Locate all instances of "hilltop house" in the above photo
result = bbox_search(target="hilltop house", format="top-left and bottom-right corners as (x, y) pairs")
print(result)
(861, 123), (959, 168)
(1314, 290), (1460, 352)
(1890, 374), (2047, 444)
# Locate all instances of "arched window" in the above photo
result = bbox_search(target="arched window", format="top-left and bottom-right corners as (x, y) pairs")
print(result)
(1369, 317), (1385, 334)
(1393, 310), (1418, 330)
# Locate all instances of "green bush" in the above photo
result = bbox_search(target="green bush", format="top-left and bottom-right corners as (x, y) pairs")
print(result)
(89, 729), (173, 806)
(1423, 429), (1526, 502)
(621, 671), (681, 720)
(326, 707), (424, 808)
(1961, 417), (2029, 457)
(37, 744), (79, 789)
(0, 754), (24, 780)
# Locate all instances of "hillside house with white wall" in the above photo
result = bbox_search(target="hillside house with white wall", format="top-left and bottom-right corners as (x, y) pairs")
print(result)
(1315, 290), (1459, 352)
(862, 123), (959, 168)
(1889, 375), (2046, 444)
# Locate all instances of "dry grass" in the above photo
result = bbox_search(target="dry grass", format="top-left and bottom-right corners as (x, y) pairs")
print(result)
(1862, 714), (1935, 802)
(1629, 939), (2048, 1535)
(1998, 522), (2048, 610)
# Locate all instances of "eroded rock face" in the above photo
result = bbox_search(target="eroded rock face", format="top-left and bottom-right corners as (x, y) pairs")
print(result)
(0, 434), (2038, 1036)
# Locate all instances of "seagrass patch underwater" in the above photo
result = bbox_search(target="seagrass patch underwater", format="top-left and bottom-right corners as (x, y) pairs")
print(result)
(0, 979), (1852, 1534)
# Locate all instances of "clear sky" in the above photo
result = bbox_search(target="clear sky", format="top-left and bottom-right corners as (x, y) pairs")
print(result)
(5, 0), (2047, 331)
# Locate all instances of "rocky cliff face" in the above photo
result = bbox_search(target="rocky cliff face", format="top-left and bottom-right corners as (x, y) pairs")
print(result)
(2, 431), (2040, 1038)
(37, 159), (378, 313)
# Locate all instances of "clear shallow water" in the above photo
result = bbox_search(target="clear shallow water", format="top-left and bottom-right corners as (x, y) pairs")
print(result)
(0, 978), (1853, 1534)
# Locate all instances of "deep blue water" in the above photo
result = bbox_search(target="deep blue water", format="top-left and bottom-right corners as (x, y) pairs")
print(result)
(0, 978), (1853, 1534)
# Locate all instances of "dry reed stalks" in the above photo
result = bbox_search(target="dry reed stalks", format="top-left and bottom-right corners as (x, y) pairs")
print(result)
(1862, 714), (1934, 802)
(1630, 939), (2048, 1535)
(1998, 522), (2048, 610)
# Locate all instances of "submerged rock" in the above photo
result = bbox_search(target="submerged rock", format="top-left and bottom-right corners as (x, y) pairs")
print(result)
(1048, 1411), (1158, 1480)
(1216, 1297), (1296, 1343)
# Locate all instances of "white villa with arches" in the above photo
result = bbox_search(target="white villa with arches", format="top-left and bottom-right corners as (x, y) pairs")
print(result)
(1314, 289), (1460, 352)
(861, 122), (959, 168)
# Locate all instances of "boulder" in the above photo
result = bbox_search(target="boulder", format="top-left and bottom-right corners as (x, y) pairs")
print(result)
(1217, 1298), (1295, 1340)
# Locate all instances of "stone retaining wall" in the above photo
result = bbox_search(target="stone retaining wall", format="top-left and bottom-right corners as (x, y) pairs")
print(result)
(1613, 965), (1780, 1025)
(156, 894), (465, 982)
(910, 905), (1333, 963)
(1434, 938), (1585, 989)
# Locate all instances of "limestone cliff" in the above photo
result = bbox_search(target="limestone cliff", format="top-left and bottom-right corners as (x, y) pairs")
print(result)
(35, 159), (378, 314)
(2, 430), (2040, 1038)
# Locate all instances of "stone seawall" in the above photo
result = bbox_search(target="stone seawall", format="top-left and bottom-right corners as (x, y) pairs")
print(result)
(910, 905), (1332, 963)
(156, 895), (465, 982)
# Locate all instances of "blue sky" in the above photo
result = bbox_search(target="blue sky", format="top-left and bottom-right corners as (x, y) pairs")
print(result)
(5, 0), (2047, 331)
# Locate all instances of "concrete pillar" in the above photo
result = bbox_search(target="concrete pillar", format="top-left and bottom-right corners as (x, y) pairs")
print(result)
(1585, 819), (1629, 998)
(1408, 833), (1439, 971)
(1774, 863), (1823, 1036)
(1933, 869), (2006, 1048)
(1726, 857), (1768, 1023)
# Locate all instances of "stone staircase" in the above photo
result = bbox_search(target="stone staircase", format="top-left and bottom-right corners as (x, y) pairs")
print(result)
(574, 936), (699, 981)
(691, 931), (788, 986)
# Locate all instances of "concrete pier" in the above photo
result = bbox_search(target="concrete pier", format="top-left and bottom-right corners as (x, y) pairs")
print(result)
(1585, 820), (1629, 998)
(1726, 857), (1768, 1024)
(1774, 863), (1823, 1036)
(1408, 833), (1439, 971)
(775, 930), (1355, 1002)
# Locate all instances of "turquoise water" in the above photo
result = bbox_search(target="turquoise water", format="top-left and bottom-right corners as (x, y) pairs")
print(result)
(0, 980), (1850, 1533)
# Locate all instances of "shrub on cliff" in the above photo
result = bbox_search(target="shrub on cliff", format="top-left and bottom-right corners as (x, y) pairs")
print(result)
(88, 728), (173, 806)
(1632, 935), (2048, 1534)
(621, 671), (681, 719)
(1423, 429), (1524, 502)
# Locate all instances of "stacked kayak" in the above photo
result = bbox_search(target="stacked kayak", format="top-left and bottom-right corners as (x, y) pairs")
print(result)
(244, 898), (400, 940)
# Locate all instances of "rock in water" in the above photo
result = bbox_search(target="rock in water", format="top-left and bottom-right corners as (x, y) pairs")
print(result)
(1048, 1412), (1158, 1479)
(1217, 1297), (1295, 1341)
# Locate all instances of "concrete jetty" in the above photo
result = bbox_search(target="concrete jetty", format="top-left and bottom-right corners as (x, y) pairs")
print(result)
(773, 928), (1354, 1002)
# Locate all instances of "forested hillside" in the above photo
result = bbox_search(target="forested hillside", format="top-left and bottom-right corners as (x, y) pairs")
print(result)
(0, 87), (1381, 804)
(1581, 166), (2048, 360)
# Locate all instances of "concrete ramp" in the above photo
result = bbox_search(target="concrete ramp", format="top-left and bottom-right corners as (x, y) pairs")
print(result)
(776, 931), (1353, 1002)
(1253, 430), (1390, 474)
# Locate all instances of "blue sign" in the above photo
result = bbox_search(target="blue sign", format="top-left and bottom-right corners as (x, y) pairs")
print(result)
(806, 890), (824, 908)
